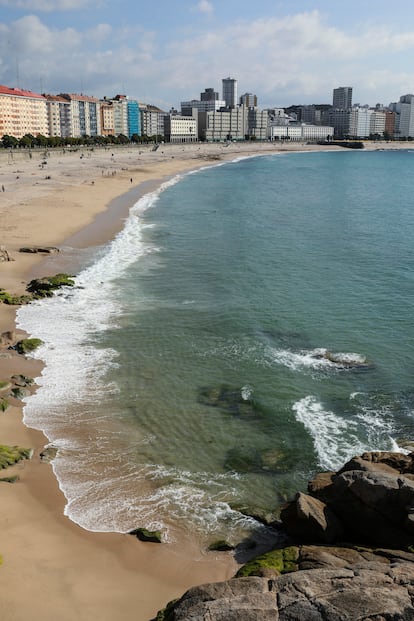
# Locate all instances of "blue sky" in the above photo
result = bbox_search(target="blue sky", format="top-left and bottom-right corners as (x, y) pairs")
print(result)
(1, 0), (414, 109)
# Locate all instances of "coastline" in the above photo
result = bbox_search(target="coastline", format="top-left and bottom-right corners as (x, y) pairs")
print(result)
(0, 139), (410, 620)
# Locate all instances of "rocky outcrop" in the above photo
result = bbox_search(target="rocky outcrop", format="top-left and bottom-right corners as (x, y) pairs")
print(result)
(26, 273), (74, 297)
(158, 568), (414, 620)
(155, 452), (414, 620)
(282, 451), (414, 549)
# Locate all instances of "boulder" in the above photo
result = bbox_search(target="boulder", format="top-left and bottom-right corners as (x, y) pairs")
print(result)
(279, 492), (343, 544)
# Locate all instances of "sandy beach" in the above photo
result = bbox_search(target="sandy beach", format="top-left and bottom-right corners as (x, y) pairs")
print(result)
(0, 139), (409, 620)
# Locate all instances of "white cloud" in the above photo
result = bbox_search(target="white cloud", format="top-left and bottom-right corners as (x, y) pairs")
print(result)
(195, 1), (213, 15)
(0, 0), (100, 11)
(1, 10), (414, 107)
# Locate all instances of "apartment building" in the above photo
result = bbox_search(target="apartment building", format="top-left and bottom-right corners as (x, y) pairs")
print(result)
(270, 123), (334, 141)
(45, 95), (71, 138)
(198, 105), (247, 141)
(0, 85), (49, 139)
(164, 114), (197, 142)
(390, 94), (414, 138)
(140, 104), (165, 138)
(59, 93), (101, 137)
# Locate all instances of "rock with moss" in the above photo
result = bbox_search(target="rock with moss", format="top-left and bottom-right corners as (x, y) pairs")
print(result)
(26, 273), (74, 298)
(0, 398), (9, 412)
(0, 289), (31, 305)
(15, 338), (43, 355)
(236, 546), (299, 577)
(0, 445), (32, 469)
(0, 475), (19, 483)
(129, 527), (162, 543)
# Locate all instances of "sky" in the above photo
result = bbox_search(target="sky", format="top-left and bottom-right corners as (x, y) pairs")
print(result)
(1, 0), (414, 110)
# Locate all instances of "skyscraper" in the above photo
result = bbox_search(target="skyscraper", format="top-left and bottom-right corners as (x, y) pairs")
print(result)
(333, 87), (353, 109)
(222, 77), (238, 108)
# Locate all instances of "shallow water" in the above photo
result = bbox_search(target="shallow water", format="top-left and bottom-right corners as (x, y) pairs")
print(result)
(18, 149), (414, 545)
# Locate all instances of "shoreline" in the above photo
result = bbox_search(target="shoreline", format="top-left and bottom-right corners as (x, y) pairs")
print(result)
(0, 139), (411, 620)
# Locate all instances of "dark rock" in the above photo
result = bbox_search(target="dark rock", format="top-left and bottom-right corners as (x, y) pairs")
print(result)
(280, 492), (344, 544)
(19, 246), (59, 254)
(129, 527), (162, 543)
(11, 374), (34, 387)
(208, 540), (235, 552)
(40, 446), (58, 462)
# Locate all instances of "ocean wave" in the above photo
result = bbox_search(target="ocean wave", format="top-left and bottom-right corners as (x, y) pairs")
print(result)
(268, 347), (368, 373)
(293, 394), (404, 471)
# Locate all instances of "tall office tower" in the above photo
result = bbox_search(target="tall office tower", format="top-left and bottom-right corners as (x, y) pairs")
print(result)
(240, 92), (257, 107)
(333, 87), (353, 109)
(200, 88), (219, 101)
(222, 77), (238, 108)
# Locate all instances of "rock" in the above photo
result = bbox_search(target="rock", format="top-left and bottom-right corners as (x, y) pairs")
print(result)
(0, 475), (19, 483)
(197, 384), (260, 419)
(0, 246), (14, 262)
(0, 397), (9, 412)
(279, 451), (414, 549)
(15, 338), (43, 355)
(0, 445), (32, 469)
(19, 246), (59, 254)
(155, 453), (414, 620)
(40, 446), (58, 462)
(129, 528), (162, 543)
(10, 387), (30, 400)
(157, 568), (414, 620)
(11, 374), (34, 387)
(208, 540), (235, 552)
(26, 273), (74, 298)
(279, 492), (344, 544)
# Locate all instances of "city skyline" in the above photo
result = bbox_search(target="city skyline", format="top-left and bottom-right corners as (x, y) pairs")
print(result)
(1, 1), (414, 109)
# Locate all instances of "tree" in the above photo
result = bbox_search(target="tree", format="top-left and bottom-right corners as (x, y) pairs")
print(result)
(1, 135), (19, 148)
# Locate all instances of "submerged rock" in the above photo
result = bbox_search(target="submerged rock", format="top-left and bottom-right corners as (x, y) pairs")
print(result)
(198, 384), (259, 418)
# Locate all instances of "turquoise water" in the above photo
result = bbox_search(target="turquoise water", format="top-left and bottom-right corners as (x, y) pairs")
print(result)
(18, 149), (414, 545)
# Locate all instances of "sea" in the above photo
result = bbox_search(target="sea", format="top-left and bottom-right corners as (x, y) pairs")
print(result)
(17, 148), (414, 548)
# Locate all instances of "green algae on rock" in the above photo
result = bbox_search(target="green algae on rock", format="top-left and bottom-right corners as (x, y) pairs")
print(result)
(0, 445), (32, 469)
(15, 338), (43, 355)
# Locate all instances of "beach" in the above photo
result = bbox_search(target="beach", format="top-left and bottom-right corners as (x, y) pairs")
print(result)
(0, 139), (409, 620)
